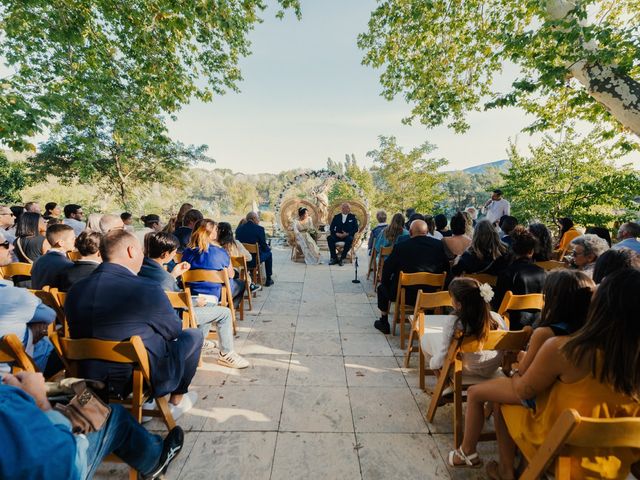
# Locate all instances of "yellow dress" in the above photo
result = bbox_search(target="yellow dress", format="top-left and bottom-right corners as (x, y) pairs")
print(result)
(502, 372), (640, 479)
(558, 227), (581, 252)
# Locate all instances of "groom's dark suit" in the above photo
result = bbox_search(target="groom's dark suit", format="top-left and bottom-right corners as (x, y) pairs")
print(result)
(328, 213), (359, 260)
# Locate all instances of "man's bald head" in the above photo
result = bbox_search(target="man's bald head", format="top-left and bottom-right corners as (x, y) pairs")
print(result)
(99, 214), (124, 234)
(409, 219), (428, 237)
(246, 211), (259, 224)
(341, 203), (350, 215)
(100, 229), (144, 273)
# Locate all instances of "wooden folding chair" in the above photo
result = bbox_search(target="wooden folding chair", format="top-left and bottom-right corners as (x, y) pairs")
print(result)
(242, 242), (263, 287)
(497, 291), (544, 328)
(510, 408), (640, 480)
(182, 268), (238, 334)
(426, 328), (532, 447)
(165, 289), (198, 330)
(403, 290), (454, 384)
(0, 262), (32, 283)
(367, 248), (377, 281)
(29, 287), (66, 335)
(553, 244), (570, 261)
(231, 256), (253, 315)
(461, 273), (498, 286)
(66, 251), (81, 261)
(392, 272), (447, 350)
(534, 260), (566, 271)
(373, 246), (393, 290)
(0, 333), (38, 373)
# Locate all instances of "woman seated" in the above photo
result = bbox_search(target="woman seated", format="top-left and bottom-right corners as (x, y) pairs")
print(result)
(292, 207), (321, 265)
(556, 217), (580, 253)
(182, 220), (246, 310)
(592, 248), (640, 284)
(216, 221), (261, 293)
(13, 212), (49, 264)
(450, 220), (509, 279)
(569, 234), (610, 279)
(528, 223), (553, 262)
(442, 212), (471, 262)
(426, 278), (507, 381)
(375, 213), (409, 255)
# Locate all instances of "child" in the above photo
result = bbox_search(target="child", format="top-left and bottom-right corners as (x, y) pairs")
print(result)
(30, 224), (76, 290)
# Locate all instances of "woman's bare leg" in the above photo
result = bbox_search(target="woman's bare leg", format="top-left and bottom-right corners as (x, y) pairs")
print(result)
(493, 403), (516, 479)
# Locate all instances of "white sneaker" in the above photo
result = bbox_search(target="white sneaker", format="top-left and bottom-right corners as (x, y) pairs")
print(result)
(201, 339), (218, 356)
(169, 391), (198, 421)
(217, 351), (250, 369)
(142, 399), (156, 423)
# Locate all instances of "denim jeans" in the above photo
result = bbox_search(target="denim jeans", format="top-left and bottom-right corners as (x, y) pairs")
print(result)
(84, 404), (163, 479)
(193, 301), (234, 354)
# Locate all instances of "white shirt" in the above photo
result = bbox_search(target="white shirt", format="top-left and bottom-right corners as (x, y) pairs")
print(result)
(428, 231), (443, 240)
(341, 213), (348, 223)
(483, 198), (510, 225)
(63, 218), (86, 236)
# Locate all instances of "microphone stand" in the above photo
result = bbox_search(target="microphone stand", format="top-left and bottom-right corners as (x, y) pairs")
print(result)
(352, 256), (361, 284)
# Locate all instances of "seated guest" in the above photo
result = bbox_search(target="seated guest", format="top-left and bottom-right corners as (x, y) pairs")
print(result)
(217, 221), (260, 293)
(449, 269), (595, 469)
(427, 278), (507, 379)
(135, 214), (163, 245)
(498, 215), (518, 246)
(66, 230), (201, 418)
(121, 211), (134, 232)
(425, 215), (443, 239)
(442, 212), (471, 261)
(490, 269), (640, 480)
(30, 224), (75, 290)
(23, 201), (41, 214)
(175, 202), (194, 228)
(569, 234), (610, 278)
(613, 221), (640, 253)
(0, 205), (16, 247)
(99, 214), (124, 234)
(327, 203), (359, 266)
(85, 213), (103, 233)
(140, 232), (249, 368)
(56, 231), (102, 291)
(374, 213), (408, 255)
(13, 212), (49, 266)
(42, 202), (61, 221)
(404, 208), (416, 230)
(585, 226), (612, 247)
(461, 210), (475, 237)
(450, 220), (509, 279)
(0, 371), (184, 480)
(374, 220), (450, 334)
(435, 213), (452, 238)
(592, 248), (640, 284)
(555, 216), (580, 252)
(464, 207), (478, 228)
(0, 233), (59, 376)
(528, 223), (553, 261)
(236, 211), (274, 286)
(367, 210), (388, 254)
(62, 204), (85, 236)
(492, 227), (546, 329)
(174, 209), (203, 251)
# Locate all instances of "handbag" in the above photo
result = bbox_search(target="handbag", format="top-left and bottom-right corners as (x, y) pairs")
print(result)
(52, 379), (111, 434)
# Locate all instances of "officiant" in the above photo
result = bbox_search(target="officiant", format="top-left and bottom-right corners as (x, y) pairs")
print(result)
(328, 203), (359, 266)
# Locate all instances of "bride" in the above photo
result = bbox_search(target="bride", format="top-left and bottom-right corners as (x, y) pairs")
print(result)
(293, 207), (321, 265)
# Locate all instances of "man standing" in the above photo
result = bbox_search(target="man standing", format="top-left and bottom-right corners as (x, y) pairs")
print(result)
(613, 222), (640, 253)
(481, 189), (510, 226)
(328, 203), (359, 266)
(236, 211), (274, 286)
(62, 204), (86, 236)
(374, 220), (449, 334)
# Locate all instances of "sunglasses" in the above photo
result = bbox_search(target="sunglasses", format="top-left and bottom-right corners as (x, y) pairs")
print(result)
(0, 241), (10, 249)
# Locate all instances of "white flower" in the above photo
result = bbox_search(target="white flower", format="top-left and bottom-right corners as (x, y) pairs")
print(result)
(479, 283), (494, 304)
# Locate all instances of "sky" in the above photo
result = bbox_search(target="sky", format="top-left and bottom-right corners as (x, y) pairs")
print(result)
(166, 0), (569, 174)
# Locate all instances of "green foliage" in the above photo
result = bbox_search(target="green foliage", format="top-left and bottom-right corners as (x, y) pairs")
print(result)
(327, 154), (375, 205)
(368, 136), (448, 214)
(501, 129), (640, 227)
(358, 0), (640, 143)
(0, 153), (31, 203)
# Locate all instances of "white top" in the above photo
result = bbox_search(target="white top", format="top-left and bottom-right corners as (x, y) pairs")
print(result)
(341, 213), (348, 223)
(428, 231), (443, 240)
(483, 198), (510, 225)
(423, 311), (507, 378)
(63, 218), (86, 236)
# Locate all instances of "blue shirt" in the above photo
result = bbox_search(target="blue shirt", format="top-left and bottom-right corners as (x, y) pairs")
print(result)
(181, 245), (230, 298)
(613, 238), (640, 253)
(138, 257), (179, 292)
(0, 385), (85, 480)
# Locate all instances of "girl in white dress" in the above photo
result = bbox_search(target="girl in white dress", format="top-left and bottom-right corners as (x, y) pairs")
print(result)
(293, 208), (321, 265)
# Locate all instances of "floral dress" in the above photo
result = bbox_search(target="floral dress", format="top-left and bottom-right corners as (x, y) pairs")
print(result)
(293, 217), (321, 265)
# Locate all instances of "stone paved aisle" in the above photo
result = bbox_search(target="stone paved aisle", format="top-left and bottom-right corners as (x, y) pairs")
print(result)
(97, 248), (496, 480)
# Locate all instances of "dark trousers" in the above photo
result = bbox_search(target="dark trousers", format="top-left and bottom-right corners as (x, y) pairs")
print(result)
(328, 235), (354, 259)
(249, 250), (273, 278)
(166, 329), (202, 396)
(85, 404), (163, 478)
(231, 278), (245, 308)
(377, 283), (393, 313)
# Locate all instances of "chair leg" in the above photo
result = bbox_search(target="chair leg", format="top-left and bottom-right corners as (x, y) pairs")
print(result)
(156, 395), (176, 430)
(131, 370), (144, 423)
(419, 347), (425, 390)
(453, 373), (463, 448)
(427, 368), (450, 422)
(399, 313), (406, 350)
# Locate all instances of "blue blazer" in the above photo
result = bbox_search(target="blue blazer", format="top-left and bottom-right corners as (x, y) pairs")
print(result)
(236, 221), (270, 254)
(330, 213), (359, 238)
(66, 262), (185, 397)
(31, 251), (73, 290)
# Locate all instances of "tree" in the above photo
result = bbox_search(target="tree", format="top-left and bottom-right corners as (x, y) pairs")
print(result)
(224, 177), (258, 215)
(368, 136), (448, 213)
(359, 1), (640, 144)
(501, 129), (640, 227)
(0, 152), (30, 203)
(327, 154), (375, 205)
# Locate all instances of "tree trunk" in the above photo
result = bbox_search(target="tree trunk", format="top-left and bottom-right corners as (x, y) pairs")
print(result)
(546, 0), (640, 137)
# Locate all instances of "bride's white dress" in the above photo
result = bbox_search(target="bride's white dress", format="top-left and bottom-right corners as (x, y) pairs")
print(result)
(293, 217), (321, 265)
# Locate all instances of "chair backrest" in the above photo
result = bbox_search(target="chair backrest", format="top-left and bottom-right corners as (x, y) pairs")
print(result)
(0, 334), (38, 373)
(459, 327), (533, 353)
(66, 251), (82, 261)
(165, 288), (196, 329)
(399, 271), (447, 289)
(461, 273), (498, 287)
(534, 260), (566, 271)
(414, 290), (454, 312)
(497, 292), (544, 322)
(230, 256), (247, 269)
(379, 246), (393, 260)
(182, 268), (235, 312)
(242, 242), (261, 265)
(0, 262), (32, 279)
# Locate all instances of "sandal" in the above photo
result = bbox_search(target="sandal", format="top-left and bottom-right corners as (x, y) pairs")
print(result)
(486, 460), (515, 480)
(447, 447), (483, 468)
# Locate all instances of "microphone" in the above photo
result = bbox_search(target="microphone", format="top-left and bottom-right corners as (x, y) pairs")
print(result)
(352, 256), (361, 284)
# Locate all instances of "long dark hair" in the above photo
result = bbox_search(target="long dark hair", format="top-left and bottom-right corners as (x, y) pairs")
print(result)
(558, 217), (574, 236)
(448, 277), (495, 341)
(538, 270), (594, 334)
(562, 268), (640, 400)
(529, 223), (553, 261)
(383, 213), (405, 243)
(15, 212), (42, 238)
(216, 222), (235, 253)
(468, 219), (507, 261)
(592, 249), (640, 284)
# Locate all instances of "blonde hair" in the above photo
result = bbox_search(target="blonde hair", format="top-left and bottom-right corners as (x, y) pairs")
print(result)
(188, 219), (216, 253)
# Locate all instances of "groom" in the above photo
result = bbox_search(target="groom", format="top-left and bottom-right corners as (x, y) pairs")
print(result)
(328, 203), (359, 266)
